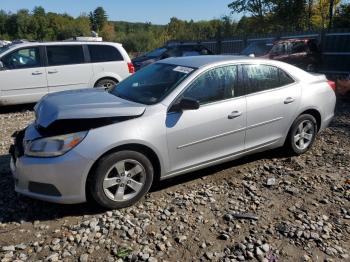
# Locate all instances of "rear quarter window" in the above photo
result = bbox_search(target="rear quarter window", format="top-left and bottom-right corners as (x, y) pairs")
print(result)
(279, 69), (295, 86)
(88, 45), (124, 62)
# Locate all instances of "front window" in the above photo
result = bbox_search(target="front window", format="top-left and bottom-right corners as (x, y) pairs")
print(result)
(111, 63), (195, 105)
(182, 65), (240, 105)
(2, 47), (41, 70)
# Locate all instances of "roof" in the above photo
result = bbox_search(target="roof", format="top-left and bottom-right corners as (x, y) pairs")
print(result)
(159, 55), (255, 68)
(2, 41), (122, 50)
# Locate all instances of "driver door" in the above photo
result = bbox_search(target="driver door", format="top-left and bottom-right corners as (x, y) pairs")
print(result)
(0, 46), (48, 104)
(166, 65), (246, 173)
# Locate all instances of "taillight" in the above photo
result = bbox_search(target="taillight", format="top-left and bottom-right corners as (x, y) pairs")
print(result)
(327, 80), (336, 91)
(127, 62), (135, 74)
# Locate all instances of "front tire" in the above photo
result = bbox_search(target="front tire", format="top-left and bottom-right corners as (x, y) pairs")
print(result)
(285, 114), (317, 155)
(89, 151), (154, 209)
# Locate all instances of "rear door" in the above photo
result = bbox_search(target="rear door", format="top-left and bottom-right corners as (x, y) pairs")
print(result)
(45, 45), (93, 93)
(243, 64), (301, 149)
(88, 44), (130, 83)
(0, 46), (48, 104)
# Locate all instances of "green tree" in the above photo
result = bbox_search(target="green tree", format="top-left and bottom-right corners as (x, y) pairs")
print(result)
(32, 6), (48, 40)
(0, 10), (8, 36)
(333, 3), (350, 28)
(89, 7), (107, 32)
(228, 0), (272, 17)
(272, 0), (307, 31)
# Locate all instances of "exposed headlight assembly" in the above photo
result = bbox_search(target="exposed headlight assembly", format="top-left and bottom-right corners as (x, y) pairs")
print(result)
(25, 131), (88, 157)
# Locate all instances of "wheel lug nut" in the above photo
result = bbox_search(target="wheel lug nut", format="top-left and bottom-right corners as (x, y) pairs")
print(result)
(127, 180), (131, 184)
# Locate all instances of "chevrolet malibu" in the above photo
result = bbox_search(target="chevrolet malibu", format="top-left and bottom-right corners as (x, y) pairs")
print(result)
(10, 56), (336, 209)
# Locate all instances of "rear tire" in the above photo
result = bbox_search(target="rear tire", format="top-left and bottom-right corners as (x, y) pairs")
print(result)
(94, 78), (118, 92)
(285, 114), (317, 155)
(89, 151), (154, 209)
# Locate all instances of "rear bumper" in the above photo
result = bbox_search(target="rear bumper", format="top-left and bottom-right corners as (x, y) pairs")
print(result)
(320, 113), (334, 132)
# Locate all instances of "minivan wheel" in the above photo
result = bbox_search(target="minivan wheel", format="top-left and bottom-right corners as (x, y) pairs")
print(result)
(285, 114), (317, 155)
(94, 78), (117, 91)
(90, 151), (154, 209)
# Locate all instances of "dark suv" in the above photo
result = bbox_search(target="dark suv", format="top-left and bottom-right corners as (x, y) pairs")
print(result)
(132, 43), (213, 71)
(264, 39), (321, 72)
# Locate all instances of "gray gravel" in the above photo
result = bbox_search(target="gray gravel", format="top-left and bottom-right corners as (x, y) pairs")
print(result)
(0, 100), (349, 261)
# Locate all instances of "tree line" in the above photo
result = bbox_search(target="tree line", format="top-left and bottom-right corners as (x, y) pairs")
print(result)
(0, 2), (349, 53)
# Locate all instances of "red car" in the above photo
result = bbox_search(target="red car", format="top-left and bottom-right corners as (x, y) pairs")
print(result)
(263, 39), (322, 72)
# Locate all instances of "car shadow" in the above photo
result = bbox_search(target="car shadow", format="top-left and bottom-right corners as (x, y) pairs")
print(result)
(0, 103), (35, 114)
(0, 148), (288, 224)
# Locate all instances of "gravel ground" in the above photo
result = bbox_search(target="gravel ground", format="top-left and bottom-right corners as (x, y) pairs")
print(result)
(0, 100), (349, 262)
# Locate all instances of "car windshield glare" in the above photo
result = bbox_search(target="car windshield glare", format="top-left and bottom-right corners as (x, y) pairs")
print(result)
(110, 63), (195, 105)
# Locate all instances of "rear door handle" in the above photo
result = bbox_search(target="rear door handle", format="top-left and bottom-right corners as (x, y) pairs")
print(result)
(32, 71), (43, 75)
(48, 70), (58, 74)
(228, 111), (242, 119)
(284, 97), (295, 104)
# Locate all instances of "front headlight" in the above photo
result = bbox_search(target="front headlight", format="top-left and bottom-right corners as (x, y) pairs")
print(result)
(24, 131), (88, 157)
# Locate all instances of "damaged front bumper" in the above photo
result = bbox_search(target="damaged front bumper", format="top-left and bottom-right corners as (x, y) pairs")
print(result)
(9, 127), (94, 204)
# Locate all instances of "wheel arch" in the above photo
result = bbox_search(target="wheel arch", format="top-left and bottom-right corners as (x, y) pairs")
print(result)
(298, 108), (322, 132)
(283, 107), (322, 146)
(85, 143), (162, 200)
(93, 76), (119, 88)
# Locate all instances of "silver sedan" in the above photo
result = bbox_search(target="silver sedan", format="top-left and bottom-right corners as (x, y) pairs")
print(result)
(10, 56), (336, 209)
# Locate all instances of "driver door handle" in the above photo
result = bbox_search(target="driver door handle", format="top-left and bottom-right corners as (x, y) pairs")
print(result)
(228, 111), (242, 119)
(284, 97), (295, 104)
(32, 71), (43, 75)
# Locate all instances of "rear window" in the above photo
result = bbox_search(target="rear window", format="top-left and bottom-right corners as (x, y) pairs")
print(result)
(243, 64), (295, 94)
(47, 45), (84, 66)
(88, 45), (124, 62)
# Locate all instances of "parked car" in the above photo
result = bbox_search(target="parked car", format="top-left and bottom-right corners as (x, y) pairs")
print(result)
(0, 41), (134, 106)
(264, 39), (321, 72)
(10, 56), (336, 209)
(132, 43), (213, 70)
(0, 40), (11, 48)
(240, 41), (273, 57)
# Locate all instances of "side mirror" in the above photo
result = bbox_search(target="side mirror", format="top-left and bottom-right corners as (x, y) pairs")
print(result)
(171, 98), (200, 112)
(249, 53), (255, 58)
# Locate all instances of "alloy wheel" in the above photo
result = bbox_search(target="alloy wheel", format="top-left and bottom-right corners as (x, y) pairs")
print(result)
(293, 120), (314, 150)
(102, 159), (146, 202)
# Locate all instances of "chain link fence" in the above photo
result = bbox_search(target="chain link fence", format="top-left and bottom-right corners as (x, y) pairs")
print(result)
(170, 29), (350, 76)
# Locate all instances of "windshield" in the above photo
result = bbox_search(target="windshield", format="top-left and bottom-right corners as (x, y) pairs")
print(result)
(111, 63), (195, 105)
(145, 47), (167, 58)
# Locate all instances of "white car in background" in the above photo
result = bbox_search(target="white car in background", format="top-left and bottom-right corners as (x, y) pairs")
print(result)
(0, 41), (134, 106)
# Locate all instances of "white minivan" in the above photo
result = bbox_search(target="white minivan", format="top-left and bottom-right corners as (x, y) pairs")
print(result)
(0, 41), (134, 106)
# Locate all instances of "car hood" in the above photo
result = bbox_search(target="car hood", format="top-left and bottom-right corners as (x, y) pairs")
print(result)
(34, 88), (146, 128)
